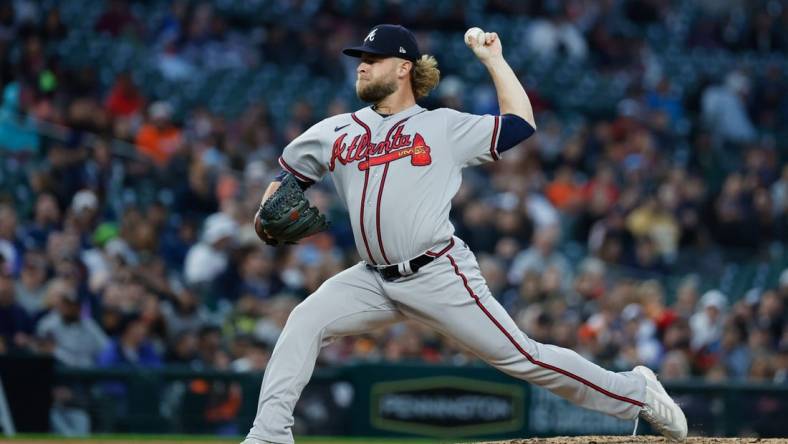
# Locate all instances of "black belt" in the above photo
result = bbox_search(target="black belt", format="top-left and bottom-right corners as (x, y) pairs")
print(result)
(366, 253), (435, 282)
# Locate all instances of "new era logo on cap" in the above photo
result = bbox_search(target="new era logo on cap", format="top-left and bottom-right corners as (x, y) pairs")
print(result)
(342, 24), (420, 62)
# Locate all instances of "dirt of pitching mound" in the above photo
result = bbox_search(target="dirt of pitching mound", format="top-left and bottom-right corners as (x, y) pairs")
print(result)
(468, 438), (788, 444)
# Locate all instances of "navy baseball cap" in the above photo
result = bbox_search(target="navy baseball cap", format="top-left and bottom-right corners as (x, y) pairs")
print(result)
(342, 24), (421, 62)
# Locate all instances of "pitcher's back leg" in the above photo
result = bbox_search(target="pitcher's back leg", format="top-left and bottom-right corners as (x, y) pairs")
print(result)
(385, 243), (646, 421)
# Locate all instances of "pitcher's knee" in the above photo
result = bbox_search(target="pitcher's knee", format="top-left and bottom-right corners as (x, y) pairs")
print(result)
(514, 330), (542, 358)
(481, 330), (541, 366)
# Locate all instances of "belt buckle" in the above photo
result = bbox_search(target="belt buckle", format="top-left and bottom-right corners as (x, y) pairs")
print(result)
(366, 263), (401, 281)
(380, 265), (401, 282)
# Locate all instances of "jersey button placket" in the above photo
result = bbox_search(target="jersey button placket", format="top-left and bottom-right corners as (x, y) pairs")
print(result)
(368, 127), (383, 208)
(367, 168), (378, 206)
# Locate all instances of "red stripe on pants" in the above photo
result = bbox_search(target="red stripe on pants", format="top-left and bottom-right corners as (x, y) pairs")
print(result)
(446, 254), (644, 408)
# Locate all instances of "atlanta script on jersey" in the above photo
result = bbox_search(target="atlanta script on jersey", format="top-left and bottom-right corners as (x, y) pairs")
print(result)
(278, 104), (501, 265)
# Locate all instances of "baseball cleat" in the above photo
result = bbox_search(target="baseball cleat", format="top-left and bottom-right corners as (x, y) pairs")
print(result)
(634, 365), (688, 441)
(240, 439), (277, 444)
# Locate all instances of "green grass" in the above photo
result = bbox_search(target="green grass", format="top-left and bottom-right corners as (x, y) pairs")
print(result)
(9, 434), (441, 444)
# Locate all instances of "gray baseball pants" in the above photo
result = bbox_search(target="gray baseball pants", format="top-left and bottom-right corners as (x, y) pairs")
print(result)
(246, 238), (645, 443)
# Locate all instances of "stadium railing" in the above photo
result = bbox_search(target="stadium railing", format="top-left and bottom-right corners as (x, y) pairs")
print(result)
(45, 364), (788, 439)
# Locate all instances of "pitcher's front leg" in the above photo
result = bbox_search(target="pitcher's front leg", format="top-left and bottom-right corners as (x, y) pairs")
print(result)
(245, 263), (402, 444)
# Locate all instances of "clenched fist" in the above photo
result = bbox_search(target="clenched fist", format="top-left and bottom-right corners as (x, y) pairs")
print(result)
(465, 28), (502, 63)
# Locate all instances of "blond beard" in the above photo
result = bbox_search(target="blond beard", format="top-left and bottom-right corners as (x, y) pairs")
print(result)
(356, 76), (398, 103)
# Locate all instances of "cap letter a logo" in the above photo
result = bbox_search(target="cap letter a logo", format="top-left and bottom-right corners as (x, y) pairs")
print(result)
(365, 28), (377, 42)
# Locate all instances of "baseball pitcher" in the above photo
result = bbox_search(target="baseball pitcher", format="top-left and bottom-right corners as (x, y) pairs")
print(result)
(245, 24), (687, 443)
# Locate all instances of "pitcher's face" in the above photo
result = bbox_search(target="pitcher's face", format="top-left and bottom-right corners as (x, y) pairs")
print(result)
(355, 54), (399, 103)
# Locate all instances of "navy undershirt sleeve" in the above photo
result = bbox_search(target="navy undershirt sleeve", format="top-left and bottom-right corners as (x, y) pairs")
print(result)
(274, 170), (313, 190)
(497, 114), (535, 153)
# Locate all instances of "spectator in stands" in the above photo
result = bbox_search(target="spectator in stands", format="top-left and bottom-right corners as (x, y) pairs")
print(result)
(716, 321), (751, 379)
(580, 164), (620, 223)
(701, 70), (757, 145)
(224, 294), (262, 342)
(94, 0), (142, 38)
(663, 318), (692, 356)
(0, 203), (24, 275)
(620, 302), (661, 369)
(231, 338), (270, 373)
(253, 295), (298, 348)
(478, 254), (508, 299)
(97, 314), (162, 368)
(772, 165), (788, 216)
(779, 269), (788, 301)
(659, 350), (691, 381)
(646, 78), (684, 126)
(755, 290), (784, 345)
(195, 325), (223, 367)
(104, 72), (145, 119)
(165, 330), (200, 367)
(690, 290), (728, 351)
(135, 101), (183, 167)
(545, 165), (584, 211)
(749, 353), (776, 381)
(0, 3), (15, 43)
(713, 173), (759, 248)
(570, 258), (606, 308)
(626, 190), (680, 260)
(36, 279), (108, 367)
(41, 7), (67, 42)
(154, 0), (187, 47)
(184, 212), (237, 287)
(672, 276), (700, 318)
(172, 157), (219, 218)
(628, 236), (667, 275)
(161, 289), (210, 340)
(0, 267), (33, 353)
(639, 280), (678, 336)
(22, 192), (61, 250)
(69, 189), (100, 244)
(526, 6), (588, 61)
(156, 39), (197, 82)
(508, 225), (572, 289)
(238, 247), (278, 300)
(751, 64), (785, 132)
(774, 345), (788, 383)
(455, 200), (500, 253)
(186, 348), (242, 436)
(14, 251), (50, 318)
(84, 236), (136, 299)
(0, 82), (39, 153)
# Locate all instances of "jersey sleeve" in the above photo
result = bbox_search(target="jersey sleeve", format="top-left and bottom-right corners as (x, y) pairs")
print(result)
(445, 109), (502, 167)
(278, 121), (327, 182)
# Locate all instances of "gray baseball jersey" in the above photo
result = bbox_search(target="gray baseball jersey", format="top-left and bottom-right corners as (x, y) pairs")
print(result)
(278, 104), (499, 264)
(245, 104), (648, 444)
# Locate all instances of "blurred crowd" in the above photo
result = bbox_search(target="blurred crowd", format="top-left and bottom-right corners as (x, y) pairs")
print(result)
(0, 0), (786, 416)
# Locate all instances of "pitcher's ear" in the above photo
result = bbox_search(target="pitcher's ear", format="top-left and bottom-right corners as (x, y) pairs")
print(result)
(398, 60), (412, 77)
